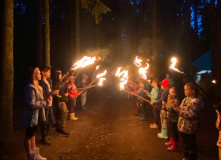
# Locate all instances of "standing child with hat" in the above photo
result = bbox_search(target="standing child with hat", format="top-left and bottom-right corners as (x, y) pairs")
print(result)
(67, 76), (80, 120)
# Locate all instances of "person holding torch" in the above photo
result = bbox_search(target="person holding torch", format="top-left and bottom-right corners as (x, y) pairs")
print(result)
(172, 82), (201, 160)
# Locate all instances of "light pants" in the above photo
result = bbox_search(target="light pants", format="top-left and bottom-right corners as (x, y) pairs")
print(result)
(57, 102), (68, 129)
(160, 109), (168, 129)
(81, 93), (87, 106)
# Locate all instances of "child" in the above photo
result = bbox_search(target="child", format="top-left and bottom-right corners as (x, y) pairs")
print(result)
(147, 79), (161, 129)
(39, 66), (59, 145)
(155, 79), (170, 139)
(24, 67), (48, 160)
(165, 87), (179, 151)
(53, 69), (70, 136)
(80, 76), (88, 110)
(173, 82), (201, 160)
(132, 80), (147, 121)
(67, 76), (80, 120)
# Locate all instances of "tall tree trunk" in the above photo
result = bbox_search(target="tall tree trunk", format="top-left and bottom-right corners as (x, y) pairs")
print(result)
(75, 0), (80, 59)
(211, 0), (216, 78)
(0, 0), (14, 148)
(44, 0), (50, 66)
(36, 0), (44, 66)
(152, 0), (158, 78)
(216, 0), (221, 83)
(183, 0), (192, 75)
(70, 0), (75, 59)
(95, 24), (100, 48)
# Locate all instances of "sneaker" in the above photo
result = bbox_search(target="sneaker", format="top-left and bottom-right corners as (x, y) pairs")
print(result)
(149, 123), (159, 129)
(82, 106), (87, 110)
(58, 129), (70, 137)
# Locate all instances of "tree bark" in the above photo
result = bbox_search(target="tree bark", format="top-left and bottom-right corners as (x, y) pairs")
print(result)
(152, 0), (158, 78)
(44, 0), (50, 66)
(183, 0), (192, 75)
(75, 0), (80, 60)
(36, 0), (44, 66)
(70, 0), (75, 59)
(216, 0), (221, 83)
(211, 0), (216, 78)
(0, 0), (14, 147)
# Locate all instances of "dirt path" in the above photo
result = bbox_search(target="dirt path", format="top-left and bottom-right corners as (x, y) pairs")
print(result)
(5, 89), (218, 160)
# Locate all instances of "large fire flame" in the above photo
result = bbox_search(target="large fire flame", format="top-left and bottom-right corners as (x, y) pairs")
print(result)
(170, 57), (184, 74)
(70, 56), (96, 70)
(138, 63), (149, 80)
(134, 56), (142, 67)
(96, 70), (107, 79)
(115, 67), (128, 90)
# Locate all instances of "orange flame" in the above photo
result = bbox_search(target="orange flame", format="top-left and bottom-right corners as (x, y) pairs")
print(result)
(98, 78), (106, 86)
(134, 56), (142, 67)
(138, 63), (149, 80)
(96, 65), (100, 70)
(96, 70), (107, 79)
(71, 56), (96, 70)
(212, 80), (216, 84)
(115, 67), (128, 90)
(170, 57), (184, 74)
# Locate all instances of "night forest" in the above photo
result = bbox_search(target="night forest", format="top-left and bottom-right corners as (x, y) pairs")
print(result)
(1, 0), (221, 159)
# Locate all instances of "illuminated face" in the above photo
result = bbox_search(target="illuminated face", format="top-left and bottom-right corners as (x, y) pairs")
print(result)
(184, 85), (195, 97)
(166, 74), (169, 79)
(140, 82), (144, 88)
(35, 68), (42, 81)
(43, 70), (51, 78)
(82, 79), (86, 83)
(152, 81), (157, 87)
(57, 71), (62, 80)
(169, 88), (176, 98)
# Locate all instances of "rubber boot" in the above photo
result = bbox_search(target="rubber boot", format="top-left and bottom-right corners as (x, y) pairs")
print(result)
(27, 152), (35, 160)
(157, 128), (168, 139)
(167, 141), (178, 151)
(70, 112), (78, 120)
(165, 137), (174, 146)
(40, 122), (51, 145)
(32, 147), (47, 160)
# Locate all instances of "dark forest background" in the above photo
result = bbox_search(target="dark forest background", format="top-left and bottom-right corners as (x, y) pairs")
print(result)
(1, 0), (221, 152)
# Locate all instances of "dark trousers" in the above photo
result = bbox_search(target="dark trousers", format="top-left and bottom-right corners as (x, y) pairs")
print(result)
(153, 107), (161, 127)
(180, 132), (197, 160)
(169, 121), (179, 141)
(67, 98), (76, 113)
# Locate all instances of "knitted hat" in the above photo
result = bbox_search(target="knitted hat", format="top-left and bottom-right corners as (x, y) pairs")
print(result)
(161, 79), (170, 89)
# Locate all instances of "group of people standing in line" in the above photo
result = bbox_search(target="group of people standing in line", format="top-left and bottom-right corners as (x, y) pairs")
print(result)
(23, 66), (89, 160)
(131, 74), (202, 160)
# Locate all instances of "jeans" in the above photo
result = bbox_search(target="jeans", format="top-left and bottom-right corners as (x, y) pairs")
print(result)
(67, 98), (76, 113)
(81, 93), (87, 106)
(153, 107), (161, 127)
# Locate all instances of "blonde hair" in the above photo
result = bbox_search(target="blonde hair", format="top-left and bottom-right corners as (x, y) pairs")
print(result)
(32, 67), (44, 100)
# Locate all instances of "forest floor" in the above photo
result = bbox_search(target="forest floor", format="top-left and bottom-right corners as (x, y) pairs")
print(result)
(1, 87), (219, 160)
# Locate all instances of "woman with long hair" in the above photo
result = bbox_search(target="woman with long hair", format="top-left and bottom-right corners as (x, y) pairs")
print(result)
(24, 67), (49, 160)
